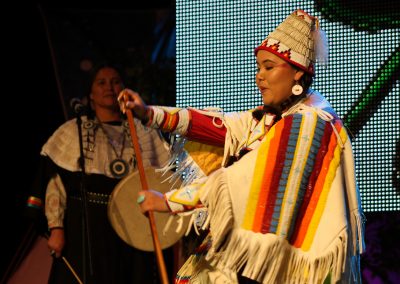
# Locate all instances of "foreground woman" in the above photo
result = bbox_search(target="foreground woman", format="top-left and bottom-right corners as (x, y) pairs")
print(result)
(120, 10), (365, 284)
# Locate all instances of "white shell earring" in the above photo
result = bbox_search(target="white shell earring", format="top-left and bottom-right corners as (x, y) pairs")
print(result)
(291, 83), (303, 96)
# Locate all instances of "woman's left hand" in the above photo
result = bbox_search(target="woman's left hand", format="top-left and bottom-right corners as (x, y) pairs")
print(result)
(137, 189), (169, 214)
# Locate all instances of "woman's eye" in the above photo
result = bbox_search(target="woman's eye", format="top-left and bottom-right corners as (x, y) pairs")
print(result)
(256, 66), (273, 72)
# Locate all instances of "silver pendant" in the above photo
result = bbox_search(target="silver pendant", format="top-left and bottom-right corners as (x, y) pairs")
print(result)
(110, 158), (129, 178)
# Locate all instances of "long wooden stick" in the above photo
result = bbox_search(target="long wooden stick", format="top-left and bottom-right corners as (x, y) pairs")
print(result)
(124, 104), (169, 284)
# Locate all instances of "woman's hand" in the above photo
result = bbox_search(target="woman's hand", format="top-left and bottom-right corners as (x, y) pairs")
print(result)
(118, 89), (149, 121)
(47, 228), (65, 258)
(137, 189), (169, 214)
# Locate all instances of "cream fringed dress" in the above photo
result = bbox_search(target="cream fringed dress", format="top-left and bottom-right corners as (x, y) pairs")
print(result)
(40, 116), (171, 284)
(144, 92), (365, 284)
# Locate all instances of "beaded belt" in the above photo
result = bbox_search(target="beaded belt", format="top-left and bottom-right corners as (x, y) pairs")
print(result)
(70, 192), (110, 205)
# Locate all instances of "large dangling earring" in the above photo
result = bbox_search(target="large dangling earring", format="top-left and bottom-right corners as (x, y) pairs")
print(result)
(291, 82), (303, 96)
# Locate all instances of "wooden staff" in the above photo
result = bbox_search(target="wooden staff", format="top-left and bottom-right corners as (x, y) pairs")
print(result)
(123, 96), (169, 284)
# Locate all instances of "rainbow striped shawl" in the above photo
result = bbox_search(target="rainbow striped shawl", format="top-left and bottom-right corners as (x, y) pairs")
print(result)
(197, 107), (365, 283)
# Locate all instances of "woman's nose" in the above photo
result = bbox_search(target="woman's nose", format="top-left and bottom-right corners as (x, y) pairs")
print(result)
(105, 82), (113, 90)
(256, 72), (265, 81)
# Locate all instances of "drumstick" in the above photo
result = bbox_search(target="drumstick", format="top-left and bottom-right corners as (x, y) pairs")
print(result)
(44, 234), (83, 284)
(123, 96), (170, 284)
(59, 256), (83, 284)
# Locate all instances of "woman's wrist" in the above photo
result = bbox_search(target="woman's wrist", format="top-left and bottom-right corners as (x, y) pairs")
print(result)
(164, 190), (185, 213)
(49, 226), (64, 231)
(141, 107), (152, 125)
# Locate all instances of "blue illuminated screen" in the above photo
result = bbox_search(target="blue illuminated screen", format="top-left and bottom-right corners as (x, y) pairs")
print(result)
(176, 0), (400, 211)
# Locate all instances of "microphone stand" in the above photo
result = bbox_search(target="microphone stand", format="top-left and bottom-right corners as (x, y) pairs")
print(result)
(75, 110), (93, 283)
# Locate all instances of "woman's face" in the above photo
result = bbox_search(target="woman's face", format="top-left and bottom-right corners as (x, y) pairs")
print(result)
(255, 50), (304, 109)
(90, 67), (124, 111)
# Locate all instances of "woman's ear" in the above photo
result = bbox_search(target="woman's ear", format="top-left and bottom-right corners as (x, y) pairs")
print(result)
(294, 70), (305, 81)
(89, 93), (93, 100)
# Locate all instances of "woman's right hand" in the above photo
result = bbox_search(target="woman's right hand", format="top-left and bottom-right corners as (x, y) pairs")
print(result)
(47, 228), (65, 258)
(118, 89), (149, 121)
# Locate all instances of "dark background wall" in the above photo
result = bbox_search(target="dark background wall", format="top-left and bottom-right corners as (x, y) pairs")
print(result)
(1, 3), (176, 282)
(2, 4), (63, 280)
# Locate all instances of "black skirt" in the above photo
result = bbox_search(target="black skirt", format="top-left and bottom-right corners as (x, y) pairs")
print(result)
(48, 171), (173, 284)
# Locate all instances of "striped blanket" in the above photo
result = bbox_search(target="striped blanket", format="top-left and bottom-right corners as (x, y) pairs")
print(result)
(179, 105), (364, 283)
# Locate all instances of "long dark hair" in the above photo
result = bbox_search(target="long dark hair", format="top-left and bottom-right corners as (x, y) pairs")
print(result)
(281, 65), (314, 110)
(85, 62), (126, 119)
(298, 72), (313, 96)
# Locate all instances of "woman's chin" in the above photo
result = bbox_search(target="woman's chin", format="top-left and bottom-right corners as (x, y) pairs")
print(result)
(262, 98), (273, 106)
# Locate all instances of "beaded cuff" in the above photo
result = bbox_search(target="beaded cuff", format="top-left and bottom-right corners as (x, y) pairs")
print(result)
(26, 196), (43, 210)
(145, 106), (191, 135)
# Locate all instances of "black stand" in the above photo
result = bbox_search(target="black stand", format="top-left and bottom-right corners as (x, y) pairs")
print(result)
(75, 113), (93, 283)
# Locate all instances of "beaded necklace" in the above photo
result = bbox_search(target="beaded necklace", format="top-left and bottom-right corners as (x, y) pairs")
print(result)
(97, 119), (129, 178)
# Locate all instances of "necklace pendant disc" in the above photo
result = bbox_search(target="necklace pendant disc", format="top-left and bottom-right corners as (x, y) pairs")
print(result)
(110, 158), (129, 178)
